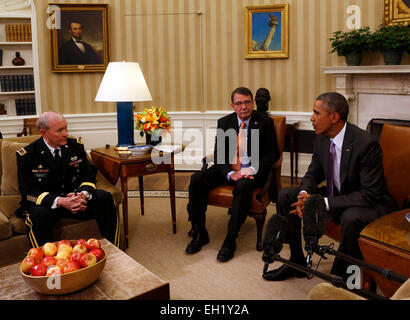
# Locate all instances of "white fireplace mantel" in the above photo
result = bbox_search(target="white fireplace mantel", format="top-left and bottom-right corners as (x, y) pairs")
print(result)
(322, 65), (410, 129)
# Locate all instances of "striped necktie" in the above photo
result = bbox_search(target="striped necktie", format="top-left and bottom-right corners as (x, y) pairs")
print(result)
(326, 141), (335, 198)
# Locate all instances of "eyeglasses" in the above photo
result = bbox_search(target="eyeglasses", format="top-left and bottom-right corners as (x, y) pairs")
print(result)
(233, 100), (252, 107)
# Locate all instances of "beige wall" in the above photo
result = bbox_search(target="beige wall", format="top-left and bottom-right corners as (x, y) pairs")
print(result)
(35, 0), (385, 115)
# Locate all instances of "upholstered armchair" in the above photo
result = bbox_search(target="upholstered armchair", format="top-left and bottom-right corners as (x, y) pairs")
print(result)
(308, 279), (410, 300)
(0, 135), (124, 266)
(324, 122), (410, 242)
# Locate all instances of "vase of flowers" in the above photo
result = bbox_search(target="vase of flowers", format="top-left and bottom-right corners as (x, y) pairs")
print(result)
(135, 107), (171, 146)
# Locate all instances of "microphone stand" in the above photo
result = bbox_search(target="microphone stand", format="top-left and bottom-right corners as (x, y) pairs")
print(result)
(315, 244), (408, 284)
(269, 253), (388, 300)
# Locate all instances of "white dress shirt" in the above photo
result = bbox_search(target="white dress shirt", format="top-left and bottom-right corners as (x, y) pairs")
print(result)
(300, 123), (347, 210)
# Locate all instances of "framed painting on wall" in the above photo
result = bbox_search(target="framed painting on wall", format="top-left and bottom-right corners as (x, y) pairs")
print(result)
(49, 3), (109, 72)
(244, 4), (289, 59)
(383, 0), (410, 25)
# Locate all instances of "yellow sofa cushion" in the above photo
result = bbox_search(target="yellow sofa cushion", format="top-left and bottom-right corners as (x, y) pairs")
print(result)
(1, 141), (29, 196)
(0, 195), (21, 220)
(0, 211), (12, 241)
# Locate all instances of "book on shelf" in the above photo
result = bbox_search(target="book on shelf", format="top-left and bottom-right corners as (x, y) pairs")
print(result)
(0, 74), (34, 92)
(5, 24), (32, 42)
(15, 98), (36, 116)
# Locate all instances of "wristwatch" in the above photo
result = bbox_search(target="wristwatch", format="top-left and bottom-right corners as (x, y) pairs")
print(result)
(82, 191), (91, 201)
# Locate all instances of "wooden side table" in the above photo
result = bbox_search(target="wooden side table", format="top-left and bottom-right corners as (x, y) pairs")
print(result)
(358, 209), (410, 298)
(90, 145), (181, 248)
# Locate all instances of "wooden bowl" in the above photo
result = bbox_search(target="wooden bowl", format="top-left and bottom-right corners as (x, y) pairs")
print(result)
(20, 242), (107, 295)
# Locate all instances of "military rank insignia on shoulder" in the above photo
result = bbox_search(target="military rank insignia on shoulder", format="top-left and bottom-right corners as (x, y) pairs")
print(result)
(17, 147), (27, 156)
(76, 137), (83, 144)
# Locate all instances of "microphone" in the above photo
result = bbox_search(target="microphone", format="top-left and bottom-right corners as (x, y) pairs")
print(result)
(262, 214), (288, 265)
(302, 194), (327, 268)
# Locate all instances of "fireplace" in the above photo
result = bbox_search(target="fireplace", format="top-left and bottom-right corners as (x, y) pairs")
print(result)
(322, 66), (410, 130)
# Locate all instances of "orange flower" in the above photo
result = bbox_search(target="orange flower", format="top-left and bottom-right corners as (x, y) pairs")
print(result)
(136, 106), (171, 136)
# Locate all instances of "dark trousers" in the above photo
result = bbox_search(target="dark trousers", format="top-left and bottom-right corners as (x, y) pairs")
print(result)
(276, 187), (380, 278)
(187, 165), (261, 241)
(24, 190), (119, 247)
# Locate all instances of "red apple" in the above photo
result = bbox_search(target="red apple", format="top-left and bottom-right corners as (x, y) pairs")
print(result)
(89, 248), (105, 262)
(46, 265), (62, 276)
(30, 263), (47, 276)
(41, 256), (57, 267)
(76, 239), (87, 246)
(21, 256), (39, 274)
(55, 249), (71, 261)
(70, 252), (82, 264)
(56, 259), (69, 271)
(57, 240), (72, 249)
(57, 243), (73, 254)
(63, 261), (80, 274)
(27, 247), (43, 261)
(86, 238), (101, 251)
(72, 244), (88, 254)
(43, 242), (58, 256)
(79, 253), (97, 268)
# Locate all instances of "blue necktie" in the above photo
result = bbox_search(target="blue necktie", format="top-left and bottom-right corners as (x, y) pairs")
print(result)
(327, 141), (335, 198)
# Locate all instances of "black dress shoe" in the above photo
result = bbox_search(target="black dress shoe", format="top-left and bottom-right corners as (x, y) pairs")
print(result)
(187, 222), (195, 237)
(217, 240), (236, 262)
(262, 264), (306, 281)
(185, 230), (209, 254)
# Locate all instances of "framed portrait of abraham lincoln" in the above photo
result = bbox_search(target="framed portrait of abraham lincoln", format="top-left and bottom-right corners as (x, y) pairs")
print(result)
(49, 4), (109, 72)
(384, 0), (410, 25)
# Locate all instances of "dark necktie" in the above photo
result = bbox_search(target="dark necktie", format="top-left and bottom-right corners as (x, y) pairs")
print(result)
(326, 141), (335, 198)
(232, 122), (246, 172)
(54, 148), (62, 169)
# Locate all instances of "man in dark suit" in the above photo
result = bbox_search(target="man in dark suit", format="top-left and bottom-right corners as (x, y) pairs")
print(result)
(186, 87), (280, 262)
(59, 21), (100, 65)
(263, 92), (397, 281)
(16, 111), (120, 248)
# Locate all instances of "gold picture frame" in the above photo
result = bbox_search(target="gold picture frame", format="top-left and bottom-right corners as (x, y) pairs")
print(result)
(244, 4), (289, 59)
(49, 4), (109, 73)
(383, 0), (410, 25)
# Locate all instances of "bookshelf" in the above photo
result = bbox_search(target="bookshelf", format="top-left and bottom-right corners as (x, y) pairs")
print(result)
(0, 0), (41, 117)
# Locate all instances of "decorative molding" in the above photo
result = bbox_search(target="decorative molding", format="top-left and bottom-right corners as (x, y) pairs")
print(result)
(322, 65), (410, 74)
(322, 65), (410, 129)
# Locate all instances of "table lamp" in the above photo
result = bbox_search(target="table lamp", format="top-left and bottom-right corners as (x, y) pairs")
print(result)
(95, 61), (152, 150)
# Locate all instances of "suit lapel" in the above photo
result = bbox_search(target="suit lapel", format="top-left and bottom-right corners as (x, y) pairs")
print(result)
(340, 124), (353, 188)
(323, 137), (331, 178)
(247, 111), (259, 155)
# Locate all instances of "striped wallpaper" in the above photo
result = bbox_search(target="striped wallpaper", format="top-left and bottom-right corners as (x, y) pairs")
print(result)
(35, 0), (383, 115)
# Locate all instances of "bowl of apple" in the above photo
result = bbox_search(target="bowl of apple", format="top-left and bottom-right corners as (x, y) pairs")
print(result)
(20, 238), (106, 295)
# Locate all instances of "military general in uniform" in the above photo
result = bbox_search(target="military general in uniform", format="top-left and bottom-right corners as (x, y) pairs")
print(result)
(16, 111), (120, 248)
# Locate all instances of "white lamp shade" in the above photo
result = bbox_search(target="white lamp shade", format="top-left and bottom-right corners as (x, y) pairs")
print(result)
(95, 62), (152, 102)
